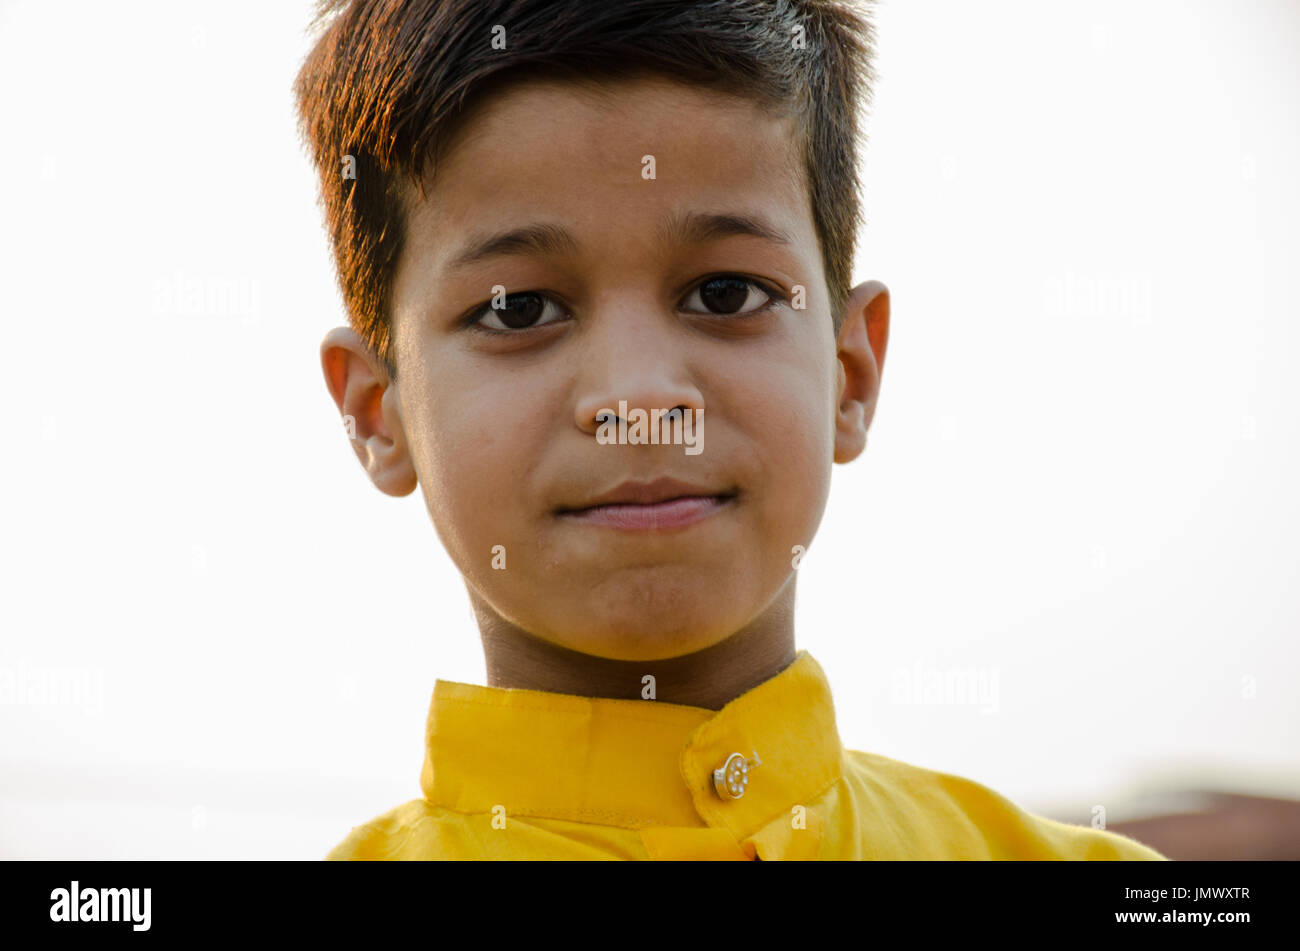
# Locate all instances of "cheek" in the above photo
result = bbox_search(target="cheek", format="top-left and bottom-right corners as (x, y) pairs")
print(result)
(746, 359), (836, 540)
(748, 342), (835, 462)
(767, 406), (833, 538)
(407, 367), (542, 568)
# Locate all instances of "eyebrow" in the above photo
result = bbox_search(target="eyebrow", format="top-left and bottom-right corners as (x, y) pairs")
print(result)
(445, 210), (793, 271)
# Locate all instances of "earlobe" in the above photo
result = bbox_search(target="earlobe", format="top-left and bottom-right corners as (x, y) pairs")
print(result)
(832, 280), (890, 464)
(319, 327), (418, 497)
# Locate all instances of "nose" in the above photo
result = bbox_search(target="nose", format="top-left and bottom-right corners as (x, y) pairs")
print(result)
(573, 308), (705, 436)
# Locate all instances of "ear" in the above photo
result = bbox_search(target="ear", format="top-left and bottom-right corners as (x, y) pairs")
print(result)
(833, 280), (890, 464)
(320, 326), (418, 497)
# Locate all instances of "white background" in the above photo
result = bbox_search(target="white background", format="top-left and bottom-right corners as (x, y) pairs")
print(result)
(1, 0), (1296, 858)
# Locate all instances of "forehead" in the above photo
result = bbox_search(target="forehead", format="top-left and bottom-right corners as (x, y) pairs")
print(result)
(397, 75), (814, 282)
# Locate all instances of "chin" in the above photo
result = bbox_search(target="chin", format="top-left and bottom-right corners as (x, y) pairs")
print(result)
(535, 567), (770, 660)
(553, 608), (741, 662)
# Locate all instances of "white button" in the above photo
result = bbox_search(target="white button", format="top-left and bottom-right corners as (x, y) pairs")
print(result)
(713, 750), (762, 800)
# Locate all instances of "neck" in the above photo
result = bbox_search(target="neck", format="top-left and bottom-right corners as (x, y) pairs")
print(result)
(470, 581), (797, 711)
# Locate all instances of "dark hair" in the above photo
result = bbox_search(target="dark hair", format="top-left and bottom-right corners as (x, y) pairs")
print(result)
(294, 0), (877, 380)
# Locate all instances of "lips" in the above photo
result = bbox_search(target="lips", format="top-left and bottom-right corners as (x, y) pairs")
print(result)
(556, 477), (737, 530)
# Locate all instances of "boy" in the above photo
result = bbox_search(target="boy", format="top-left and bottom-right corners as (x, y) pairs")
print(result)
(294, 0), (1165, 860)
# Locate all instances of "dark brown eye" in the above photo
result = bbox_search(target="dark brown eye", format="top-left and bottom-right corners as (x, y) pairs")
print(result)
(493, 293), (544, 328)
(684, 276), (778, 318)
(698, 277), (754, 314)
(473, 291), (565, 331)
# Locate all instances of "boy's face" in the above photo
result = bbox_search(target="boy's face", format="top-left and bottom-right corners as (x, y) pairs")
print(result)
(337, 76), (886, 662)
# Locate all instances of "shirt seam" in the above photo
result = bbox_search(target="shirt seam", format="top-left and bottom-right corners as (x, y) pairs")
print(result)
(434, 693), (709, 729)
(419, 797), (693, 830)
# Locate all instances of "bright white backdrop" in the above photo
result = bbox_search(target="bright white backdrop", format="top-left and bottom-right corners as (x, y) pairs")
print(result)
(1, 0), (1296, 858)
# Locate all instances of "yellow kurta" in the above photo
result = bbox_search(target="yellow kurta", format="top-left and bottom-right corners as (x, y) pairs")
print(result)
(326, 651), (1165, 860)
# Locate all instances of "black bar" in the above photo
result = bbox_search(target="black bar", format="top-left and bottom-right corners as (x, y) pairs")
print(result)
(0, 859), (1289, 938)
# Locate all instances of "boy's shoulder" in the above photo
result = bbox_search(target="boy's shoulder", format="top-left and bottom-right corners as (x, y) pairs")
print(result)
(325, 799), (465, 861)
(840, 747), (1167, 860)
(324, 799), (634, 861)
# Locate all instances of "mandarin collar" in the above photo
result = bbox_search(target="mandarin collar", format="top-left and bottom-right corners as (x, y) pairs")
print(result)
(418, 650), (844, 841)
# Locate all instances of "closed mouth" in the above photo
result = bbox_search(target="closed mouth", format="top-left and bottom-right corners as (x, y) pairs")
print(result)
(556, 486), (738, 531)
(556, 476), (737, 513)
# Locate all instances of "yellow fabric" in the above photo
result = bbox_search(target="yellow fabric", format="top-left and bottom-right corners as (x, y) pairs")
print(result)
(326, 651), (1166, 860)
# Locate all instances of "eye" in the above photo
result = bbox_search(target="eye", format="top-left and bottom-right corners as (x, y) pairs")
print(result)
(463, 276), (781, 333)
(468, 291), (567, 332)
(682, 276), (781, 317)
